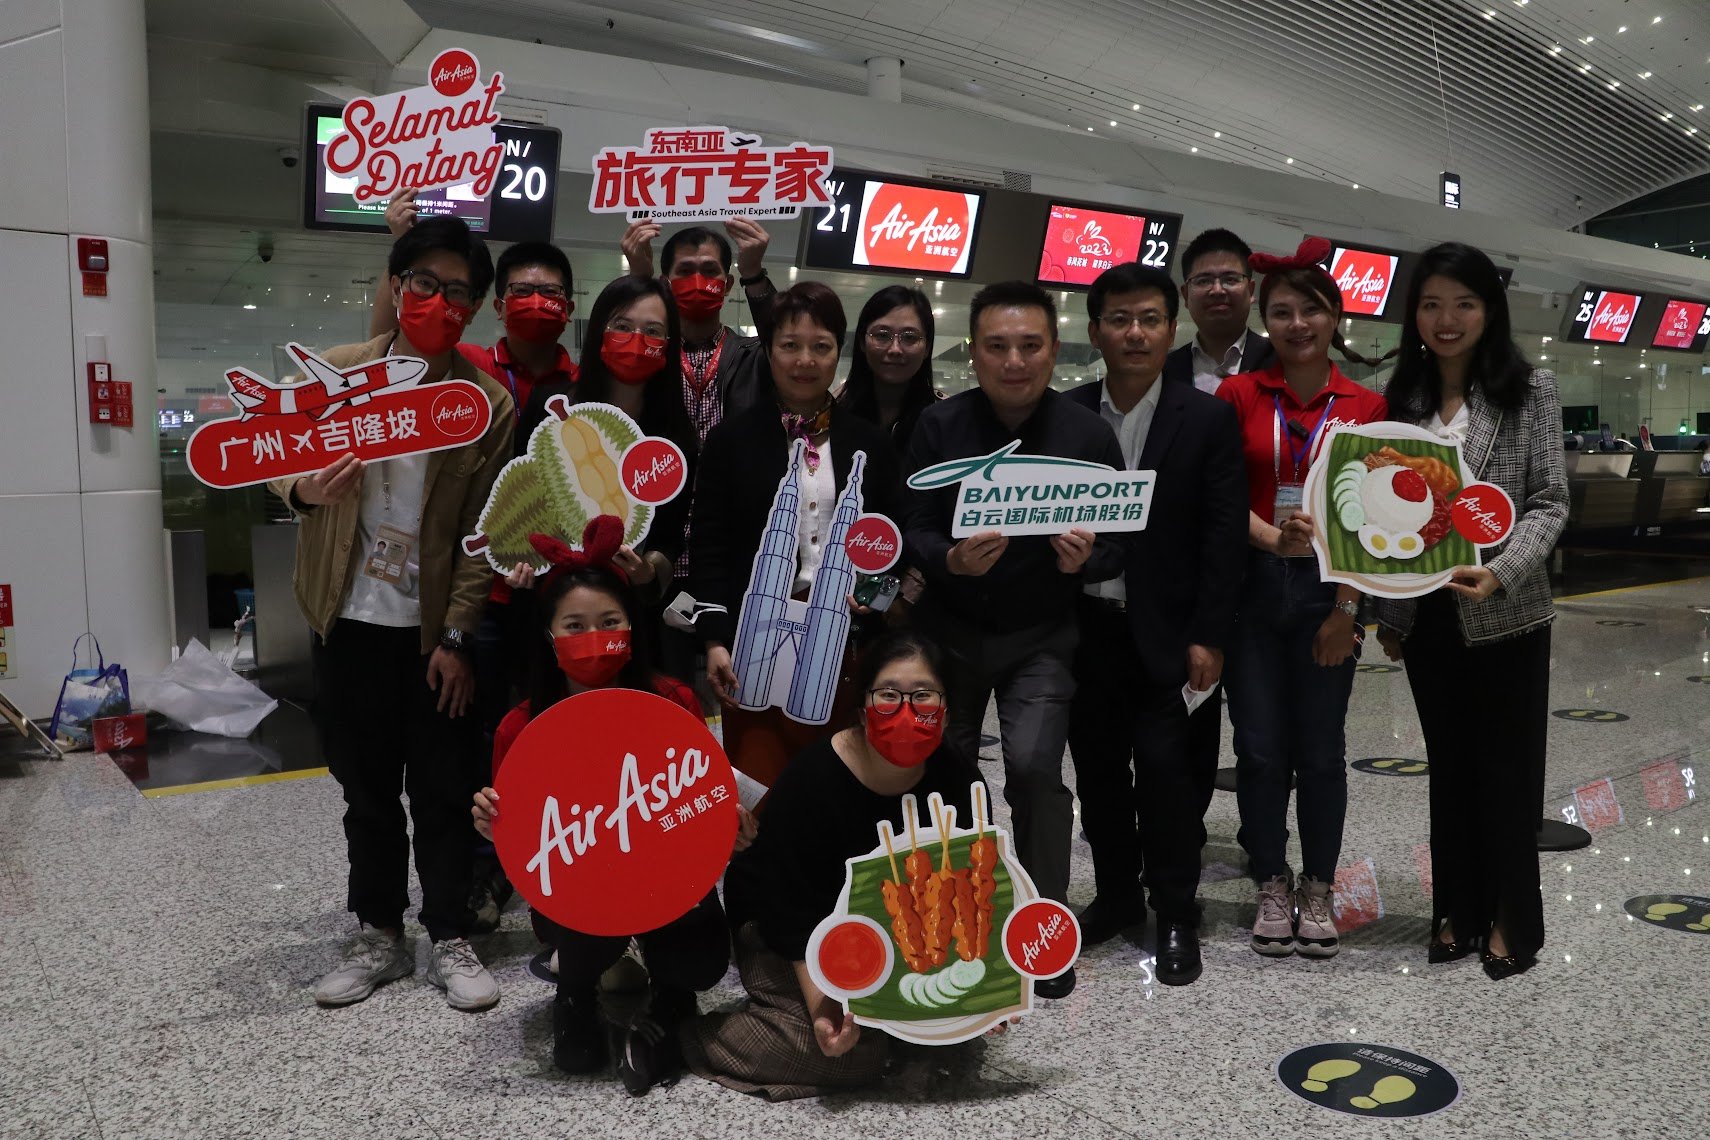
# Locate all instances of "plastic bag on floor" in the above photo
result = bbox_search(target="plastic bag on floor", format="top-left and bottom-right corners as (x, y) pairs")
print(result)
(132, 639), (278, 738)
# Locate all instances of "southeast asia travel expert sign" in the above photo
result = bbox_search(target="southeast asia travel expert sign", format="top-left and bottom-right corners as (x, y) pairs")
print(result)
(492, 688), (740, 937)
(906, 442), (1155, 538)
(589, 125), (834, 223)
(185, 343), (492, 489)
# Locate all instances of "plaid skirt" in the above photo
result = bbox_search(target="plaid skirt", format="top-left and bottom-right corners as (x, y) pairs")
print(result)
(681, 921), (888, 1101)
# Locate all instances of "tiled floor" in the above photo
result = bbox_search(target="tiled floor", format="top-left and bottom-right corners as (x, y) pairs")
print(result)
(2, 576), (1707, 1138)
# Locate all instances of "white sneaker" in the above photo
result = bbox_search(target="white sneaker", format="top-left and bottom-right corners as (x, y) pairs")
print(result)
(314, 928), (413, 1007)
(427, 937), (500, 1011)
(1294, 876), (1340, 958)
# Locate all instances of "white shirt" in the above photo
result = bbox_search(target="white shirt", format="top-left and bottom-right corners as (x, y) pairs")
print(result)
(340, 453), (429, 627)
(1085, 376), (1162, 605)
(1190, 330), (1263, 396)
(1427, 402), (1470, 446)
(792, 436), (837, 595)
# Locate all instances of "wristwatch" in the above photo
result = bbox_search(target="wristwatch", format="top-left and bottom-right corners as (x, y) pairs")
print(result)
(439, 627), (469, 653)
(1335, 599), (1360, 619)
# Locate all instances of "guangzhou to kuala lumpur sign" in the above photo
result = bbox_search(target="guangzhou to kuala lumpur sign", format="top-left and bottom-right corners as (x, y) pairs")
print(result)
(325, 48), (505, 203)
(185, 343), (493, 489)
(907, 442), (1157, 538)
(589, 125), (834, 222)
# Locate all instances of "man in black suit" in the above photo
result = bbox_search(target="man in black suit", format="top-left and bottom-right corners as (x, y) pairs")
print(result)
(1162, 228), (1276, 394)
(1066, 264), (1247, 985)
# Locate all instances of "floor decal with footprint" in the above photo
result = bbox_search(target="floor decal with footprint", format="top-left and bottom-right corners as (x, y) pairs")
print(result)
(1277, 1043), (1460, 1118)
(1624, 894), (1710, 935)
(1351, 757), (1430, 777)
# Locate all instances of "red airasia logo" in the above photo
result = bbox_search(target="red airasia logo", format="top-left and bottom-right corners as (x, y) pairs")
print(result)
(1587, 291), (1640, 344)
(1000, 899), (1080, 980)
(858, 182), (976, 275)
(492, 689), (739, 936)
(429, 49), (478, 97)
(619, 437), (689, 506)
(1450, 482), (1516, 546)
(1329, 248), (1398, 317)
(430, 388), (483, 439)
(844, 513), (903, 574)
(1652, 299), (1706, 350)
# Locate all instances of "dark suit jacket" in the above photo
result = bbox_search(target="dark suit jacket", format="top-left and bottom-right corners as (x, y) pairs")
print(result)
(1163, 329), (1276, 389)
(689, 402), (901, 648)
(1064, 379), (1248, 687)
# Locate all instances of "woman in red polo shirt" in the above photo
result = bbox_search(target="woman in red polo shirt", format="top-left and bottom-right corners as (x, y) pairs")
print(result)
(1215, 238), (1388, 962)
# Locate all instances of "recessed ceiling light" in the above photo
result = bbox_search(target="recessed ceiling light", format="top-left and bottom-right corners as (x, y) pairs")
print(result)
(1580, 63), (1593, 72)
(242, 303), (256, 310)
(1608, 81), (1621, 89)
(1693, 104), (1705, 112)
(1286, 157), (1295, 164)
(1484, 9), (1495, 18)
(1663, 112), (1675, 120)
(1086, 126), (1094, 131)
(1213, 130), (1222, 138)
(1352, 183), (1359, 189)
(1583, 35), (1594, 43)
(1617, 25), (1627, 33)
(1653, 15), (1663, 23)
(1110, 120), (1117, 126)
(1191, 146), (1199, 152)
(1132, 102), (1140, 110)
(1640, 71), (1652, 79)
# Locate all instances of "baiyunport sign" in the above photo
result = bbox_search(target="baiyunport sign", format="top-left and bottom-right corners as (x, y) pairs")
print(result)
(907, 442), (1156, 538)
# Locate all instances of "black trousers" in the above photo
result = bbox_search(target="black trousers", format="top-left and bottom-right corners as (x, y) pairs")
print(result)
(311, 620), (478, 942)
(1068, 596), (1214, 924)
(1402, 592), (1548, 960)
(542, 891), (730, 1004)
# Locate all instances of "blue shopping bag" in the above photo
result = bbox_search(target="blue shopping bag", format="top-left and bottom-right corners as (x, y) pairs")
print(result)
(49, 633), (130, 750)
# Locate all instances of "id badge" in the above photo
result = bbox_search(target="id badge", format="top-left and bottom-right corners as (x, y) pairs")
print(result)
(1273, 483), (1309, 557)
(363, 524), (417, 584)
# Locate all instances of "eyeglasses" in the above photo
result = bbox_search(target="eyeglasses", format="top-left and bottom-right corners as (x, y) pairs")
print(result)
(867, 327), (926, 348)
(400, 269), (476, 309)
(867, 687), (945, 715)
(503, 281), (567, 300)
(1186, 272), (1250, 291)
(1095, 311), (1169, 333)
(609, 316), (669, 339)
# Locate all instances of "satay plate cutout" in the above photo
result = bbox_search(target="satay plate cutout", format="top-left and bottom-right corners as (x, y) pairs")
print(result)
(806, 783), (1080, 1046)
(463, 396), (689, 573)
(1304, 420), (1515, 600)
(186, 342), (492, 489)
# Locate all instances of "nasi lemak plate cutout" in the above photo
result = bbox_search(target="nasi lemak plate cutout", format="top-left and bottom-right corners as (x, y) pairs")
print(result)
(906, 441), (1156, 538)
(1303, 421), (1515, 600)
(462, 396), (688, 574)
(806, 785), (1081, 1046)
(187, 343), (491, 489)
(492, 688), (739, 937)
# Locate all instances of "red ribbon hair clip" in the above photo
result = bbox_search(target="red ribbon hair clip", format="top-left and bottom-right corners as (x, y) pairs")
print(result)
(1248, 236), (1334, 276)
(528, 515), (628, 583)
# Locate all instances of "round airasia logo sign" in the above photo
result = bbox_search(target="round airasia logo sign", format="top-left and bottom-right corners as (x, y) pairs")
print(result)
(1000, 899), (1080, 980)
(619, 437), (690, 506)
(491, 689), (739, 936)
(1450, 482), (1515, 546)
(844, 513), (903, 574)
(430, 388), (484, 440)
(429, 49), (479, 97)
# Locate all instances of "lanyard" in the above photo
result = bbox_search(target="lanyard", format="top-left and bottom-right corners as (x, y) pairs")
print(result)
(683, 329), (726, 396)
(1272, 394), (1336, 483)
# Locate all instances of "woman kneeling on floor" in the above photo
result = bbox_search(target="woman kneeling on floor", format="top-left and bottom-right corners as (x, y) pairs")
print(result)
(472, 519), (756, 1094)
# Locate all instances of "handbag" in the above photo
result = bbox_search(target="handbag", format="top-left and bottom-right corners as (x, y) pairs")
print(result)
(49, 633), (130, 751)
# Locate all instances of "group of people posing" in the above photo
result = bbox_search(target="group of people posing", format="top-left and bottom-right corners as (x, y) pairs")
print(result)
(270, 203), (1567, 1101)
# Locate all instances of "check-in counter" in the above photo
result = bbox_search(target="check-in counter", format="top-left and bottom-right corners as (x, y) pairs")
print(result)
(1566, 452), (1640, 529)
(1634, 452), (1710, 525)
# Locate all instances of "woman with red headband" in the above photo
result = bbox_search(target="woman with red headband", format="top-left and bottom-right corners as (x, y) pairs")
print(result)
(471, 517), (756, 1095)
(1215, 238), (1388, 961)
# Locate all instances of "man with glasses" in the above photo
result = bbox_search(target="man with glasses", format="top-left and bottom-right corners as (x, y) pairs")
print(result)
(273, 217), (513, 1014)
(1165, 229), (1276, 394)
(1064, 265), (1248, 986)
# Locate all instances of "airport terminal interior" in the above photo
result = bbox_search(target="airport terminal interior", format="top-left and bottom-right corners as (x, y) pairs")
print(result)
(4, 0), (1710, 1136)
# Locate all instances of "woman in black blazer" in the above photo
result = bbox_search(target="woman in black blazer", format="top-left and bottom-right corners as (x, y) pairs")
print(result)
(690, 281), (901, 788)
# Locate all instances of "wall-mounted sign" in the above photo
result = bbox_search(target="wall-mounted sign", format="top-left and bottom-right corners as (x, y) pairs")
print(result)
(588, 126), (833, 223)
(1440, 172), (1462, 210)
(803, 170), (985, 279)
(1564, 285), (1644, 346)
(0, 584), (15, 680)
(1649, 297), (1710, 353)
(1034, 199), (1183, 288)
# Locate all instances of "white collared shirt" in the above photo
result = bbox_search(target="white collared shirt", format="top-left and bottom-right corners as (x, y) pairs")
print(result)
(1190, 330), (1260, 396)
(1427, 402), (1469, 446)
(1085, 375), (1162, 604)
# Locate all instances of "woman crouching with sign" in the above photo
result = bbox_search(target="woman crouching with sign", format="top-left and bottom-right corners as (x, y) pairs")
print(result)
(472, 518), (757, 1094)
(681, 630), (986, 1100)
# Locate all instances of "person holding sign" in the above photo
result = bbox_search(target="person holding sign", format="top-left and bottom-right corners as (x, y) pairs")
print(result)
(1214, 239), (1386, 960)
(472, 521), (757, 1091)
(901, 282), (1126, 999)
(1063, 265), (1247, 985)
(1373, 243), (1567, 980)
(683, 631), (983, 1100)
(272, 217), (512, 1012)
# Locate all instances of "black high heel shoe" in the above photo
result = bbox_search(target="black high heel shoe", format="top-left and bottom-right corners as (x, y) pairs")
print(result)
(1427, 937), (1473, 964)
(1480, 948), (1536, 981)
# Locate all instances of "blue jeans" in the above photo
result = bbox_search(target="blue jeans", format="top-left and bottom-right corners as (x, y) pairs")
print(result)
(1224, 552), (1356, 883)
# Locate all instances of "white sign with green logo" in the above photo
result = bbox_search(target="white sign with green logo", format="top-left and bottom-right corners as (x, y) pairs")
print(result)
(907, 442), (1156, 538)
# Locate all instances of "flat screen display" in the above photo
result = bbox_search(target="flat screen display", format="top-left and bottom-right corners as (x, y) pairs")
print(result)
(803, 171), (984, 279)
(1564, 285), (1644, 346)
(1035, 201), (1182, 288)
(1561, 405), (1599, 433)
(1650, 298), (1710, 352)
(301, 103), (560, 244)
(1323, 244), (1402, 319)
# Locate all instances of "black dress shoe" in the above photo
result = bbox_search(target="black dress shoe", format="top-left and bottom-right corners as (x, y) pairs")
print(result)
(1155, 922), (1203, 986)
(1480, 950), (1536, 981)
(1035, 967), (1076, 1000)
(1076, 896), (1145, 946)
(1427, 937), (1473, 964)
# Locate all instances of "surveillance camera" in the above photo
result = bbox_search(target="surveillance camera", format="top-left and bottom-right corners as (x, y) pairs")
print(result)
(258, 236), (275, 264)
(278, 145), (300, 169)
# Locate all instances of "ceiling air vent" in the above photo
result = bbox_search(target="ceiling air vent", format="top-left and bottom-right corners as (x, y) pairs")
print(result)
(924, 163), (1006, 190)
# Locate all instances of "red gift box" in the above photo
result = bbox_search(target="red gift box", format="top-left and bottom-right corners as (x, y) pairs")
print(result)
(92, 712), (147, 753)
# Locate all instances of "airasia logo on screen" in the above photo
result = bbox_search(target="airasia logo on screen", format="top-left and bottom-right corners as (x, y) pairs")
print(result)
(1652, 299), (1708, 350)
(856, 182), (976, 275)
(1587, 291), (1640, 344)
(1329, 248), (1399, 317)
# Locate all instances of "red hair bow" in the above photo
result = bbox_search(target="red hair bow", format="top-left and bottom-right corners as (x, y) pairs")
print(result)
(1249, 236), (1333, 275)
(528, 515), (627, 583)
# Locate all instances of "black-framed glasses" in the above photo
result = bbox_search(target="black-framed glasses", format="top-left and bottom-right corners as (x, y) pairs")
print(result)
(1186, 272), (1250, 291)
(867, 327), (926, 348)
(608, 315), (669, 339)
(400, 269), (476, 308)
(503, 281), (567, 300)
(867, 687), (945, 715)
(1095, 311), (1169, 333)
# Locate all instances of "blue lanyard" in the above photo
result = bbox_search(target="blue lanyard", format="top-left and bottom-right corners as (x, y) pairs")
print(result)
(1272, 395), (1336, 481)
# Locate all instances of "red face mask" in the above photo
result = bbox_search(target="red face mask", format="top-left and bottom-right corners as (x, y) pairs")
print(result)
(398, 290), (473, 356)
(864, 705), (944, 768)
(552, 629), (632, 688)
(600, 330), (668, 385)
(670, 274), (727, 321)
(502, 293), (568, 344)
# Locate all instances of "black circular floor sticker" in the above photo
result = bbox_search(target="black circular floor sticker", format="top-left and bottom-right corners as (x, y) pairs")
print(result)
(1352, 757), (1429, 777)
(1552, 708), (1630, 723)
(1595, 619), (1646, 628)
(1625, 894), (1710, 935)
(1356, 663), (1402, 674)
(1278, 1043), (1460, 1118)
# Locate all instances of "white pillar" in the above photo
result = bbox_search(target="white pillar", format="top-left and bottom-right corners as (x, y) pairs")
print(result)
(865, 57), (903, 103)
(0, 0), (167, 717)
